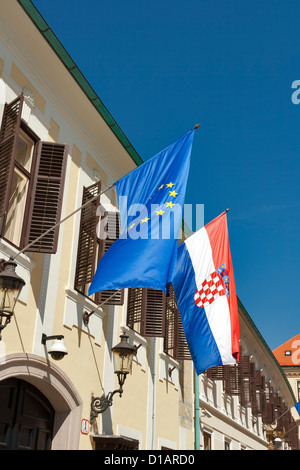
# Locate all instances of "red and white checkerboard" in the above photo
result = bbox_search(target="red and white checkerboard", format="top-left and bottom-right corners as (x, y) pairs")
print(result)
(194, 271), (226, 308)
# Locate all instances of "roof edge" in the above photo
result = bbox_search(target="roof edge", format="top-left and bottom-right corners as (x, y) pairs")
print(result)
(17, 0), (143, 167)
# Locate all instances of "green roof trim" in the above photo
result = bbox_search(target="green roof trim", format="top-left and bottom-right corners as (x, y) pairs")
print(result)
(238, 297), (297, 403)
(17, 0), (143, 167)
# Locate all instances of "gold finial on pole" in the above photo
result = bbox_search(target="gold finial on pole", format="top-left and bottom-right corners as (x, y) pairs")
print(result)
(194, 123), (201, 129)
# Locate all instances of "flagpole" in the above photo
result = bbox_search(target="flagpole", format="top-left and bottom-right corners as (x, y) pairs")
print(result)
(269, 405), (297, 427)
(12, 125), (201, 261)
(284, 423), (299, 436)
(83, 291), (119, 325)
(12, 182), (116, 260)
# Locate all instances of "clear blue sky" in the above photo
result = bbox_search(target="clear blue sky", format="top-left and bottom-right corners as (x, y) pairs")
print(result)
(32, 0), (300, 351)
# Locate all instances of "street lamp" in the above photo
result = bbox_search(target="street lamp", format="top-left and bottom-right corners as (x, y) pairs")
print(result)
(0, 258), (25, 340)
(90, 333), (136, 420)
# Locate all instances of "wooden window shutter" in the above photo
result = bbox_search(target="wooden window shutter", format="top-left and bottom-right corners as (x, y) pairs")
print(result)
(249, 362), (259, 415)
(223, 364), (241, 395)
(239, 355), (252, 408)
(74, 182), (101, 291)
(102, 211), (120, 240)
(262, 382), (275, 424)
(164, 285), (191, 359)
(254, 369), (265, 416)
(164, 288), (175, 355)
(0, 95), (23, 234)
(174, 312), (191, 360)
(127, 288), (144, 331)
(141, 288), (166, 337)
(24, 141), (68, 253)
(206, 366), (226, 381)
(95, 211), (124, 305)
(127, 288), (165, 337)
(274, 393), (285, 432)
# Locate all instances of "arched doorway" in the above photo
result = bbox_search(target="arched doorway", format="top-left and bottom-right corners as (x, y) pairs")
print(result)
(0, 353), (82, 450)
(0, 378), (55, 450)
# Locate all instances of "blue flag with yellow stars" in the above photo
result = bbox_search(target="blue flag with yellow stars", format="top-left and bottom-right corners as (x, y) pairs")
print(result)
(88, 129), (195, 295)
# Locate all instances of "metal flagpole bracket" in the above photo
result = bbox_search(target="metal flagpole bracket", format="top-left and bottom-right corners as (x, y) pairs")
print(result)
(83, 291), (119, 325)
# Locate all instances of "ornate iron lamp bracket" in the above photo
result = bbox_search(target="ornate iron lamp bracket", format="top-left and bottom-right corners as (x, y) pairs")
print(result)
(90, 387), (123, 421)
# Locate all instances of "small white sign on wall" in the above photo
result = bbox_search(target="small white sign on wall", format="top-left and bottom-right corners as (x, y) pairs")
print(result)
(81, 419), (89, 435)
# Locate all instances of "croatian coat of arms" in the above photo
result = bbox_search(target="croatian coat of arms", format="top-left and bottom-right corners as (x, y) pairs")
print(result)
(194, 264), (229, 308)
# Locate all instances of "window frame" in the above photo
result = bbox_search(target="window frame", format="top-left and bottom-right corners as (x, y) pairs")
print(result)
(2, 121), (40, 249)
(0, 94), (68, 253)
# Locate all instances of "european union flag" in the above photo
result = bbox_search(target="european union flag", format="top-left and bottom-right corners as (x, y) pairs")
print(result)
(295, 401), (300, 417)
(88, 129), (195, 295)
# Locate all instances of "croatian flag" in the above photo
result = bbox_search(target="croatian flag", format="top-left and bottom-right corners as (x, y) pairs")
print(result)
(172, 211), (240, 375)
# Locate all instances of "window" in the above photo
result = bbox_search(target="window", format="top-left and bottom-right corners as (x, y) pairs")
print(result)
(203, 432), (211, 450)
(0, 94), (68, 253)
(127, 284), (191, 360)
(74, 182), (123, 305)
(164, 285), (191, 360)
(224, 439), (231, 450)
(127, 287), (166, 337)
(3, 129), (33, 246)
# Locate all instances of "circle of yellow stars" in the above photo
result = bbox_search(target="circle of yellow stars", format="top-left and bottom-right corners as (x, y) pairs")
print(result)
(127, 182), (179, 232)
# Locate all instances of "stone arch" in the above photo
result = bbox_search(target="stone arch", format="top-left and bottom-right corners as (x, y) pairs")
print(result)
(0, 353), (82, 450)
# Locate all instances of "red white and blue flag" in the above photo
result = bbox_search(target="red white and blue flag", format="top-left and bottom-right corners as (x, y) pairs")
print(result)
(172, 211), (240, 375)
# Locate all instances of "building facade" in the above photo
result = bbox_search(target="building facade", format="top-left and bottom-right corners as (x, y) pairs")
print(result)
(0, 0), (297, 451)
(200, 301), (298, 450)
(273, 334), (300, 449)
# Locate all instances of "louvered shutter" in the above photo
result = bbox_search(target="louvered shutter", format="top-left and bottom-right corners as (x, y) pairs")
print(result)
(174, 308), (191, 360)
(254, 369), (265, 416)
(74, 182), (101, 291)
(142, 288), (166, 337)
(223, 364), (241, 395)
(274, 393), (285, 432)
(24, 141), (68, 253)
(164, 285), (191, 359)
(0, 95), (23, 234)
(206, 366), (226, 381)
(249, 362), (259, 415)
(127, 288), (144, 331)
(240, 355), (253, 408)
(95, 211), (124, 305)
(262, 381), (275, 424)
(127, 288), (166, 337)
(164, 288), (175, 355)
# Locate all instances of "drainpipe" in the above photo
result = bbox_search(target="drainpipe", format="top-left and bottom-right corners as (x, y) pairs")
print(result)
(194, 369), (200, 450)
(149, 337), (157, 450)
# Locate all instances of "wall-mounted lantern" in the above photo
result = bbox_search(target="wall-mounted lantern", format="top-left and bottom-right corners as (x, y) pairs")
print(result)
(0, 258), (25, 340)
(90, 333), (136, 420)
